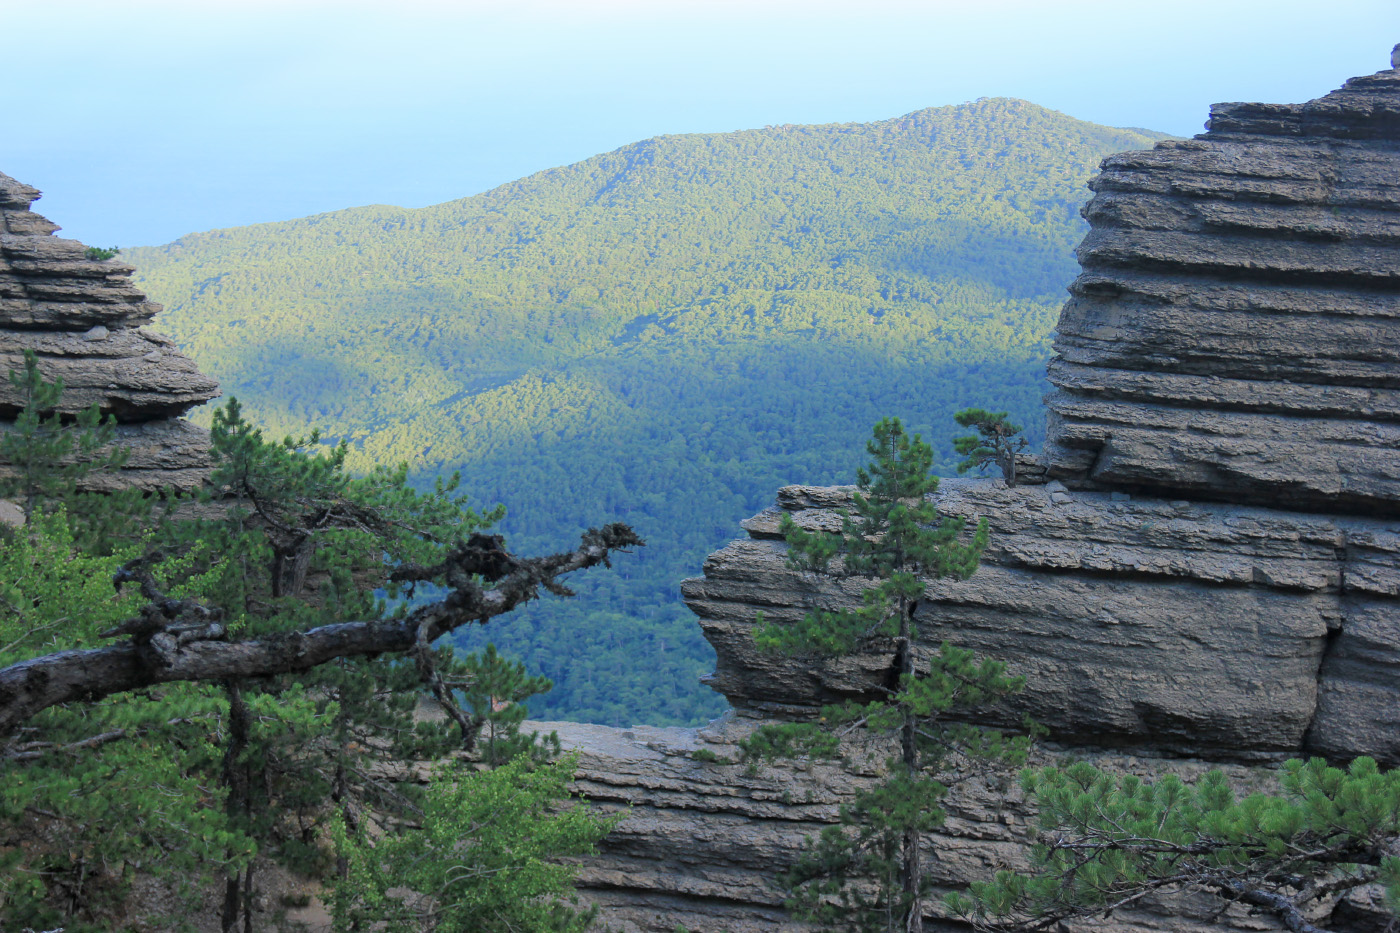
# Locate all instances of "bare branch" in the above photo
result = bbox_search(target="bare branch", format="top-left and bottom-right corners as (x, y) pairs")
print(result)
(412, 616), (480, 751)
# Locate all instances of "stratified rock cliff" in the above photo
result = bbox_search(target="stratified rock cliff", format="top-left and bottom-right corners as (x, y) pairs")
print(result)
(564, 50), (1400, 932)
(1044, 64), (1400, 515)
(689, 480), (1400, 765)
(0, 171), (218, 492)
(687, 50), (1400, 768)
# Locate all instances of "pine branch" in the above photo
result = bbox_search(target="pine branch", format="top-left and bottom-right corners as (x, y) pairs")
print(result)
(0, 523), (643, 735)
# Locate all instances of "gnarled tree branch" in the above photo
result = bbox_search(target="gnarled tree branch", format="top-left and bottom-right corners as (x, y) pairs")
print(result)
(0, 523), (643, 736)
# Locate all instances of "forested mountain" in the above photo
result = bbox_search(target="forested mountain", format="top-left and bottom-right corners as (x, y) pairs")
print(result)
(125, 99), (1167, 727)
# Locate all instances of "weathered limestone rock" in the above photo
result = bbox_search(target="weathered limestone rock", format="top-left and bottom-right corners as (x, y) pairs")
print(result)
(554, 718), (1362, 933)
(1041, 62), (1400, 515)
(0, 171), (218, 492)
(685, 480), (1400, 766)
(569, 51), (1400, 933)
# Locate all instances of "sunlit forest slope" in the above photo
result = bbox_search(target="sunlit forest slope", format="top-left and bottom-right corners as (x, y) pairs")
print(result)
(127, 98), (1167, 727)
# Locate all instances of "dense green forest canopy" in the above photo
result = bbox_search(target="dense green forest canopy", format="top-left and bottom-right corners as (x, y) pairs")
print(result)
(126, 99), (1168, 727)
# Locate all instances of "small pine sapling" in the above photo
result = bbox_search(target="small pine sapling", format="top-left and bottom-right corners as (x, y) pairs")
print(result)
(743, 417), (1031, 933)
(331, 752), (620, 933)
(453, 642), (561, 767)
(952, 408), (1028, 487)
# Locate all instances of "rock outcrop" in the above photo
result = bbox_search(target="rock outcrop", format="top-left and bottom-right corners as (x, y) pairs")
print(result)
(1042, 63), (1400, 515)
(563, 50), (1400, 932)
(688, 480), (1400, 765)
(0, 172), (218, 492)
(556, 718), (1348, 933)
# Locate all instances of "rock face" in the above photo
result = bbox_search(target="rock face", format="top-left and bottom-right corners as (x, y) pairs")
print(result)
(564, 52), (1400, 932)
(557, 718), (1342, 933)
(0, 172), (218, 492)
(685, 52), (1400, 768)
(687, 480), (1400, 766)
(1042, 63), (1400, 516)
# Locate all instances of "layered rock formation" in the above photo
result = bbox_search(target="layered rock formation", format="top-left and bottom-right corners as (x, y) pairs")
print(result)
(563, 51), (1400, 932)
(1043, 62), (1400, 515)
(556, 718), (1348, 933)
(0, 172), (218, 492)
(686, 50), (1400, 767)
(689, 481), (1400, 765)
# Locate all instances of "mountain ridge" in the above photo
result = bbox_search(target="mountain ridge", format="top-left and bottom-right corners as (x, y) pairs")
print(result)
(124, 97), (1169, 726)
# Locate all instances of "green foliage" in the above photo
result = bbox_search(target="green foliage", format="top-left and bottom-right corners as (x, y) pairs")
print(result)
(84, 245), (120, 260)
(1, 385), (626, 929)
(690, 747), (730, 764)
(127, 102), (1168, 726)
(454, 643), (561, 767)
(0, 513), (247, 932)
(952, 408), (1028, 486)
(948, 757), (1400, 931)
(0, 350), (153, 551)
(330, 752), (620, 933)
(752, 417), (988, 660)
(741, 417), (1027, 933)
(151, 398), (523, 924)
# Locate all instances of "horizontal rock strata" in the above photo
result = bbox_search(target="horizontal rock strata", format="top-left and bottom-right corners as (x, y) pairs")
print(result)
(640, 54), (1400, 933)
(549, 717), (1376, 933)
(0, 171), (217, 492)
(1043, 64), (1400, 515)
(684, 481), (1400, 766)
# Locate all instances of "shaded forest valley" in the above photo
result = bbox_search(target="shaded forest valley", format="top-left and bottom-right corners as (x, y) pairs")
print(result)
(125, 99), (1168, 727)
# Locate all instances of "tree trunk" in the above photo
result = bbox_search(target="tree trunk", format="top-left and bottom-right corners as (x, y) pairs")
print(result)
(0, 524), (642, 735)
(332, 756), (361, 883)
(270, 536), (314, 598)
(221, 682), (252, 933)
(243, 862), (255, 933)
(1000, 436), (1018, 488)
(896, 596), (924, 933)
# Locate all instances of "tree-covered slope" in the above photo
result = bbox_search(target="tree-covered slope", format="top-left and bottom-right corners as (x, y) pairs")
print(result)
(126, 98), (1167, 727)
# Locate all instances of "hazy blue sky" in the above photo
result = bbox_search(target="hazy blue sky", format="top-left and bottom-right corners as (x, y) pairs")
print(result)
(5, 0), (1397, 247)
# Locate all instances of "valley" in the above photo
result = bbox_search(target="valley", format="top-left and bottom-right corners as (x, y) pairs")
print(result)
(125, 99), (1168, 725)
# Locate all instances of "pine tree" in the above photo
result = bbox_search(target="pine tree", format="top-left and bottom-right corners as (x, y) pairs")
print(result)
(0, 388), (639, 930)
(455, 643), (560, 767)
(742, 417), (1029, 933)
(0, 350), (153, 551)
(0, 512), (247, 932)
(330, 752), (620, 933)
(949, 757), (1400, 932)
(952, 408), (1028, 487)
(155, 398), (537, 931)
